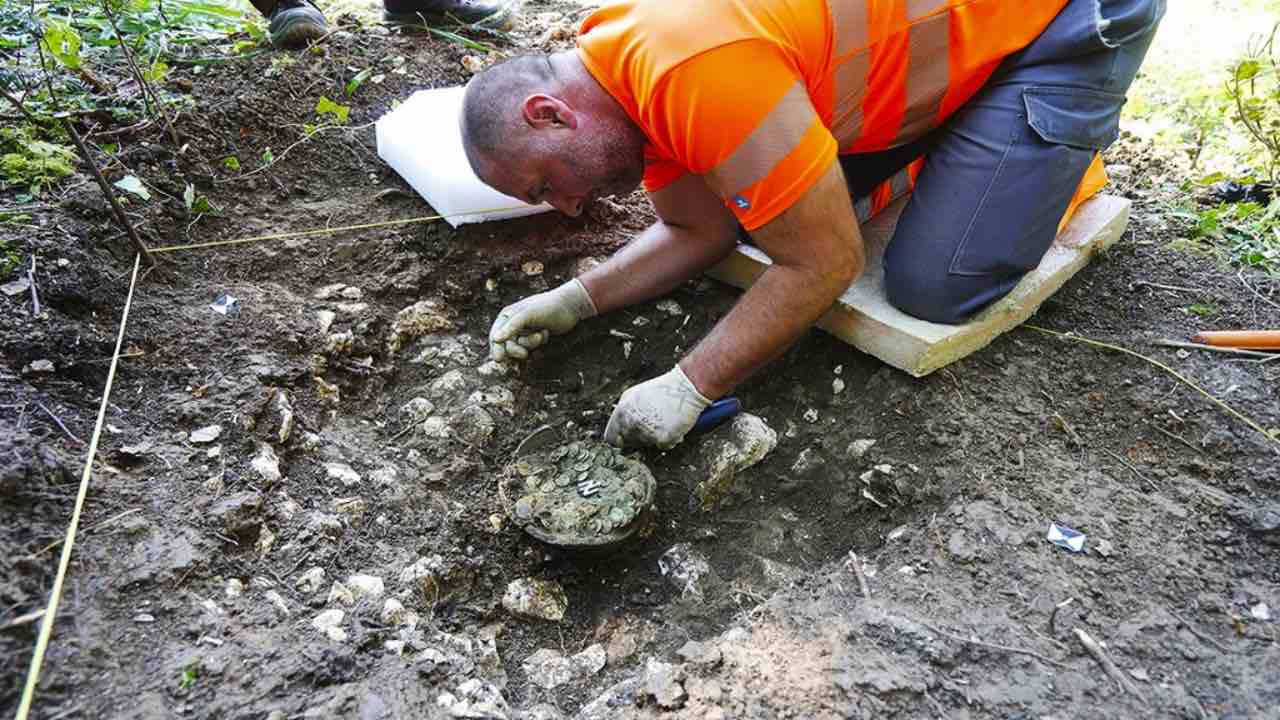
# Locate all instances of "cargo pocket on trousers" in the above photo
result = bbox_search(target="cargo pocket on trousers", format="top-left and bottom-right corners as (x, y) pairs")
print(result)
(1023, 86), (1126, 151)
(946, 86), (1126, 278)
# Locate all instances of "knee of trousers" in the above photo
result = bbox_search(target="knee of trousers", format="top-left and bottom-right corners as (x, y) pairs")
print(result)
(883, 261), (985, 326)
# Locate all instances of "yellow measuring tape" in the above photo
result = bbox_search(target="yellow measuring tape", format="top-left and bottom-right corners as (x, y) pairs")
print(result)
(149, 205), (527, 254)
(15, 254), (142, 720)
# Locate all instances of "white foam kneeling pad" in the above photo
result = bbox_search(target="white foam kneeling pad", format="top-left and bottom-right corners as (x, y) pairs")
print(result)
(706, 194), (1131, 377)
(376, 86), (553, 227)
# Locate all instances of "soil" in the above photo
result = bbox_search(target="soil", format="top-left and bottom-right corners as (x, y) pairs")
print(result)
(3, 4), (1279, 719)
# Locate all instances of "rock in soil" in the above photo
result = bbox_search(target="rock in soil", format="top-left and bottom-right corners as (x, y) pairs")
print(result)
(210, 491), (263, 541)
(387, 298), (452, 353)
(312, 609), (347, 642)
(692, 413), (778, 510)
(502, 578), (568, 622)
(659, 543), (713, 599)
(400, 554), (478, 607)
(251, 442), (282, 483)
(643, 658), (687, 709)
(521, 648), (575, 690)
(676, 640), (722, 669)
(436, 679), (510, 719)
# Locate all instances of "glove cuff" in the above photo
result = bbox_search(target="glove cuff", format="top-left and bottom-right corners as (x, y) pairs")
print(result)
(671, 364), (712, 409)
(558, 278), (598, 319)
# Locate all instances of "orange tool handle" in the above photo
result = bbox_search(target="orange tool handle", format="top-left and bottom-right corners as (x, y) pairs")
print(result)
(1191, 330), (1280, 350)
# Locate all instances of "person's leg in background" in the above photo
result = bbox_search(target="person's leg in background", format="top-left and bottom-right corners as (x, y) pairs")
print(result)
(248, 0), (516, 50)
(881, 0), (1166, 325)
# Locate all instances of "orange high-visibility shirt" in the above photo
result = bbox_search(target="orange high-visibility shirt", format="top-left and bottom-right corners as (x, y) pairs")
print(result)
(577, 0), (1103, 231)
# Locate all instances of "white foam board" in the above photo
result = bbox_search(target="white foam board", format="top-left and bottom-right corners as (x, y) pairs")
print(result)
(376, 86), (554, 227)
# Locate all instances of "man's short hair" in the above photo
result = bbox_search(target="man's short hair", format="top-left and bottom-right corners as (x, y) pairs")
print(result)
(461, 54), (556, 167)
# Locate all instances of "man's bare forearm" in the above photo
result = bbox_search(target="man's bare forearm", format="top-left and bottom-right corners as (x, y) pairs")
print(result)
(579, 219), (738, 315)
(680, 258), (853, 399)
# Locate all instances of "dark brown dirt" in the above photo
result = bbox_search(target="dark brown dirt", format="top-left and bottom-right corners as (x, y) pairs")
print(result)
(2, 6), (1279, 720)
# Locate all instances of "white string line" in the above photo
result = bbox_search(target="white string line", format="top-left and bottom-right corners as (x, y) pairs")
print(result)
(15, 253), (143, 720)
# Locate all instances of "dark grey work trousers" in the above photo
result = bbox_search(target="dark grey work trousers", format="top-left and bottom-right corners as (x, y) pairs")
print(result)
(841, 0), (1166, 324)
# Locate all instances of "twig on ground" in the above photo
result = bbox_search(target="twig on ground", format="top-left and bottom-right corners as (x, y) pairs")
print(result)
(36, 403), (84, 446)
(1167, 608), (1231, 654)
(1149, 424), (1202, 454)
(1152, 338), (1275, 359)
(0, 84), (41, 125)
(1, 609), (46, 632)
(1238, 269), (1280, 314)
(27, 256), (40, 316)
(845, 551), (871, 600)
(1102, 449), (1158, 492)
(1073, 628), (1142, 698)
(1049, 597), (1075, 637)
(61, 118), (155, 265)
(1026, 325), (1279, 451)
(1132, 279), (1202, 294)
(100, 0), (180, 147)
(922, 621), (1066, 668)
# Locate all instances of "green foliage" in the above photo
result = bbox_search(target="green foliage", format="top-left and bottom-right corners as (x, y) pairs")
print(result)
(1225, 24), (1280, 184)
(0, 127), (76, 194)
(178, 663), (199, 690)
(183, 182), (216, 214)
(315, 96), (350, 124)
(222, 155), (240, 171)
(0, 238), (21, 280)
(1174, 199), (1280, 274)
(1185, 302), (1218, 317)
(345, 68), (373, 97)
(41, 18), (83, 69)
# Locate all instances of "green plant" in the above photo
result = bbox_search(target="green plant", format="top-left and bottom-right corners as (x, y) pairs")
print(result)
(0, 237), (21, 280)
(0, 126), (76, 194)
(1173, 200), (1280, 275)
(1226, 23), (1280, 184)
(177, 662), (199, 690)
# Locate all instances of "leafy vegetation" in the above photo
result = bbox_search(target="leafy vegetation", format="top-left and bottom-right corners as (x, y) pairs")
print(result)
(0, 126), (76, 193)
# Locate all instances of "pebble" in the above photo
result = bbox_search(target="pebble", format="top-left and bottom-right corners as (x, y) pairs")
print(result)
(332, 496), (366, 518)
(296, 567), (326, 594)
(692, 413), (779, 510)
(502, 578), (568, 622)
(328, 581), (355, 606)
(521, 260), (544, 275)
(316, 310), (336, 334)
(324, 462), (362, 487)
(644, 659), (687, 709)
(387, 298), (452, 353)
(832, 378), (846, 395)
(23, 359), (54, 375)
(659, 544), (712, 599)
(256, 526), (276, 556)
(467, 387), (516, 415)
(522, 648), (575, 689)
(1251, 603), (1271, 621)
(476, 360), (509, 377)
(676, 640), (722, 669)
(381, 598), (418, 628)
(437, 679), (509, 719)
(572, 644), (608, 676)
(399, 555), (477, 606)
(312, 609), (347, 642)
(339, 286), (363, 300)
(189, 424), (223, 444)
(846, 438), (876, 459)
(346, 574), (384, 601)
(264, 590), (290, 616)
(210, 491), (263, 540)
(251, 443), (282, 483)
(461, 54), (485, 74)
(275, 390), (295, 443)
(803, 408), (819, 423)
(226, 578), (244, 598)
(313, 283), (347, 300)
(656, 299), (683, 316)
(401, 397), (436, 420)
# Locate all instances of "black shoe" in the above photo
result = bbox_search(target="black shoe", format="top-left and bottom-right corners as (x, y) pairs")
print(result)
(382, 0), (513, 28)
(268, 0), (328, 49)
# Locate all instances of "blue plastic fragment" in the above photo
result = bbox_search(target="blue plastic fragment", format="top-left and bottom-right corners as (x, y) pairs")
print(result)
(692, 397), (742, 434)
(1046, 522), (1087, 553)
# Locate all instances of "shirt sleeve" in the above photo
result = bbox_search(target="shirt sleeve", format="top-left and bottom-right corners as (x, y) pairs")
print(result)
(642, 40), (838, 230)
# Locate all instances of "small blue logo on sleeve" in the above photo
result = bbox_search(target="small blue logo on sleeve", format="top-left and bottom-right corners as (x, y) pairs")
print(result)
(732, 194), (751, 209)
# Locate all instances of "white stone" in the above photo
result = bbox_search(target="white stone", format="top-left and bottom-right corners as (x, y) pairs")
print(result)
(251, 443), (282, 483)
(312, 609), (346, 642)
(256, 526), (276, 556)
(467, 386), (516, 415)
(420, 416), (451, 439)
(381, 598), (418, 627)
(692, 413), (779, 510)
(24, 359), (54, 374)
(803, 408), (819, 423)
(347, 574), (385, 602)
(571, 644), (607, 676)
(328, 581), (354, 606)
(656, 299), (683, 316)
(225, 578), (244, 598)
(297, 567), (326, 593)
(847, 439), (876, 459)
(339, 286), (363, 300)
(476, 360), (509, 377)
(401, 397), (436, 420)
(387, 298), (452, 353)
(332, 496), (366, 517)
(265, 590), (290, 616)
(522, 649), (574, 690)
(190, 424), (223, 444)
(502, 578), (568, 622)
(314, 283), (347, 299)
(325, 462), (361, 487)
(316, 310), (336, 334)
(832, 378), (846, 395)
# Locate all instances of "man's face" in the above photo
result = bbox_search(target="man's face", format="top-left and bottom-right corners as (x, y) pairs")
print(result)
(479, 127), (643, 217)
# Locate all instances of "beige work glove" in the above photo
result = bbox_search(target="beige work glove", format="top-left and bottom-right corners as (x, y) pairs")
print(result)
(489, 278), (597, 361)
(604, 365), (711, 450)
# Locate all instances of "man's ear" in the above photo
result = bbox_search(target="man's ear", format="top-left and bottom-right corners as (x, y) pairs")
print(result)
(522, 94), (578, 130)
